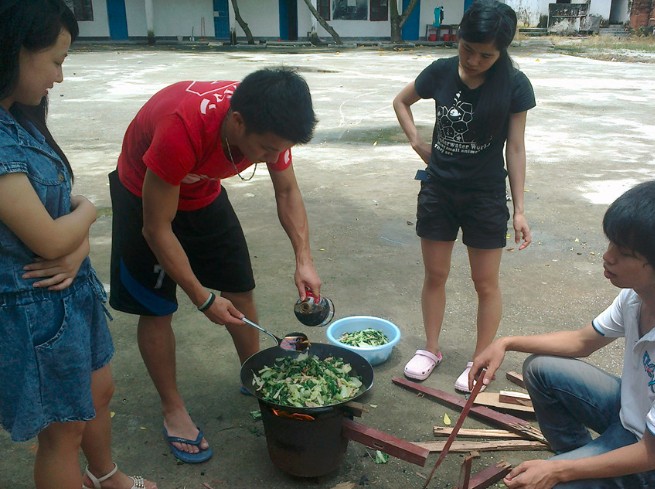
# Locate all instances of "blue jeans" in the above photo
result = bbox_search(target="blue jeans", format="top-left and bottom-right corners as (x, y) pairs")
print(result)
(523, 355), (655, 489)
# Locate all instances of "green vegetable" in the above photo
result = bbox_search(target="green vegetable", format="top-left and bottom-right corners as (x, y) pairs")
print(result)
(339, 328), (389, 347)
(374, 450), (389, 464)
(251, 353), (363, 408)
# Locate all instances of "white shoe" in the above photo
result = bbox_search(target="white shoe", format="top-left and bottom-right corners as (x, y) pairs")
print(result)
(454, 362), (485, 393)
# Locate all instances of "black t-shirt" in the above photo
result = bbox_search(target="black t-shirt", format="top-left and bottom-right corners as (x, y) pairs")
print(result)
(415, 56), (536, 190)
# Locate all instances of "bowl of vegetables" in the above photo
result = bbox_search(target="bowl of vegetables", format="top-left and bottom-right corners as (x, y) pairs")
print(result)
(326, 316), (401, 366)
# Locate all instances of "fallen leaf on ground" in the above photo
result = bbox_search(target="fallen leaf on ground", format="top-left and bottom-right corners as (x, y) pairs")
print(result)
(330, 483), (356, 489)
(375, 450), (390, 464)
(444, 413), (451, 425)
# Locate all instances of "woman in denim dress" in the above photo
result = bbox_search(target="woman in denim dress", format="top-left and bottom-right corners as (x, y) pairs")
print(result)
(0, 1), (156, 488)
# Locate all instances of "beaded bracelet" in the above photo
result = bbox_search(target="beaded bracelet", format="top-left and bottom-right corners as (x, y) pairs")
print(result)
(197, 292), (216, 312)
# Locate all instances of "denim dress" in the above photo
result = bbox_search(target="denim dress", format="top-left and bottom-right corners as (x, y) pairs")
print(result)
(0, 107), (114, 442)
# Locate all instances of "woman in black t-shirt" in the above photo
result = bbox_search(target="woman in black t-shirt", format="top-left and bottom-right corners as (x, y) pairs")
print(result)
(393, 0), (535, 393)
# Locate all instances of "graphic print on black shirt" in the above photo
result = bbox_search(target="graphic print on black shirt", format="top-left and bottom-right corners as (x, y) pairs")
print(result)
(436, 91), (491, 157)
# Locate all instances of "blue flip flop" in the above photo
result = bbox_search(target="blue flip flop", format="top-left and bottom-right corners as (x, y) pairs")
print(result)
(163, 427), (213, 464)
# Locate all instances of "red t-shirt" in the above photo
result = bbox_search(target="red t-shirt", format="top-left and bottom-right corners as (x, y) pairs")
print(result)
(117, 80), (292, 211)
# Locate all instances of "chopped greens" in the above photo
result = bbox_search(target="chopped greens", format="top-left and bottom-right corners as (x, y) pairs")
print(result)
(251, 353), (363, 408)
(374, 450), (390, 464)
(338, 328), (389, 347)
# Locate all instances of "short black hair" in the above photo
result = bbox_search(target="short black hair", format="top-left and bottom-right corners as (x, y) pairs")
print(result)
(230, 67), (318, 144)
(603, 180), (655, 268)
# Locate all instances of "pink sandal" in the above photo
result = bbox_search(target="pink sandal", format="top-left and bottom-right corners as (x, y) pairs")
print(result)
(404, 350), (443, 380)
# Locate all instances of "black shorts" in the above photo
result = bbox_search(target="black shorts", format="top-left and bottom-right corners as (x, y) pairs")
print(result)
(416, 180), (509, 249)
(108, 170), (255, 317)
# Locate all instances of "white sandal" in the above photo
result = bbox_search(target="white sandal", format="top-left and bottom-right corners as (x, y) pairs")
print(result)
(82, 463), (146, 489)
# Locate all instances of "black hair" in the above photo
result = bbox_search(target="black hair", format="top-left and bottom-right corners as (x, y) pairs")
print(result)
(603, 180), (655, 268)
(458, 0), (517, 143)
(0, 0), (79, 179)
(230, 67), (317, 144)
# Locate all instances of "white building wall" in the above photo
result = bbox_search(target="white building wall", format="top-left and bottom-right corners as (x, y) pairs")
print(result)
(232, 1), (281, 38)
(77, 0), (109, 37)
(124, 0), (147, 36)
(505, 0), (550, 27)
(80, 0), (539, 41)
(147, 0), (214, 38)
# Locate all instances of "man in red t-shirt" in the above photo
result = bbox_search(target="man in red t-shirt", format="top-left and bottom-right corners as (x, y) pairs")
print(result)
(109, 68), (320, 464)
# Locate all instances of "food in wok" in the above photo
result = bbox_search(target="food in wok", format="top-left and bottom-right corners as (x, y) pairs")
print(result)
(251, 353), (363, 408)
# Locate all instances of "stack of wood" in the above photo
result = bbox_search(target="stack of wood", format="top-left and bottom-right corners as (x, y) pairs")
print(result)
(403, 371), (551, 454)
(392, 372), (552, 489)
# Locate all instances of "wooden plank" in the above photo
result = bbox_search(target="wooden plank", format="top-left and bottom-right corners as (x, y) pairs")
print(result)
(506, 371), (525, 389)
(434, 427), (523, 439)
(341, 418), (429, 467)
(342, 401), (367, 418)
(415, 439), (549, 453)
(420, 370), (487, 489)
(392, 377), (548, 445)
(461, 461), (512, 489)
(455, 451), (478, 489)
(475, 392), (535, 413)
(499, 390), (533, 407)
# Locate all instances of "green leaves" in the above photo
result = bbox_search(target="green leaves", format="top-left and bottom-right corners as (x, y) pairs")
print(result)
(251, 353), (363, 408)
(338, 328), (389, 347)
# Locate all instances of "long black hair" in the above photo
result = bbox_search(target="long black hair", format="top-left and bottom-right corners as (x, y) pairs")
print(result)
(0, 0), (79, 179)
(458, 0), (517, 143)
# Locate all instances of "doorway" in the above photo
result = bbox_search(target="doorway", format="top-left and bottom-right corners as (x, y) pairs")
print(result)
(401, 0), (420, 40)
(213, 0), (230, 39)
(279, 0), (298, 41)
(106, 0), (128, 40)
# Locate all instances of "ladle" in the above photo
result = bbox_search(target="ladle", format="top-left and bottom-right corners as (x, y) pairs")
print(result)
(242, 317), (310, 352)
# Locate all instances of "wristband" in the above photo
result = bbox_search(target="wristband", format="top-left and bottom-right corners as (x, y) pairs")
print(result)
(197, 292), (215, 312)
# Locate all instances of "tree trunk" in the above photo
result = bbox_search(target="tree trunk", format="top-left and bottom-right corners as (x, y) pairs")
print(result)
(230, 0), (255, 44)
(389, 0), (420, 43)
(301, 0), (343, 45)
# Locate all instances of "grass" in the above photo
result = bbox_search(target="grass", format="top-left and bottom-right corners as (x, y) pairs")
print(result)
(517, 33), (655, 62)
(551, 34), (655, 52)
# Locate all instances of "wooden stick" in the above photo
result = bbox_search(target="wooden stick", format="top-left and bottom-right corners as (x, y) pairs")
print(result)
(415, 439), (549, 453)
(341, 418), (429, 467)
(474, 392), (534, 413)
(499, 390), (532, 407)
(392, 377), (549, 446)
(506, 371), (525, 389)
(462, 461), (512, 489)
(434, 427), (523, 439)
(456, 451), (479, 489)
(421, 370), (486, 489)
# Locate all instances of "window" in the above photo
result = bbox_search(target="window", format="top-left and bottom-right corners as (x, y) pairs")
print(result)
(64, 0), (94, 21)
(318, 0), (331, 20)
(370, 0), (388, 21)
(332, 0), (368, 20)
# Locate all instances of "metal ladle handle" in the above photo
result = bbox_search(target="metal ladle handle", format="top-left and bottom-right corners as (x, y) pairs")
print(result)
(241, 317), (310, 352)
(242, 317), (281, 344)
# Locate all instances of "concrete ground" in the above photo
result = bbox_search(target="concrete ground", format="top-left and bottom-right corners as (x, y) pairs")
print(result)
(1, 41), (654, 489)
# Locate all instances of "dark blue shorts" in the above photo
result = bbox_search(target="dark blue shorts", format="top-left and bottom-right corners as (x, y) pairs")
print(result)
(108, 170), (255, 317)
(416, 180), (509, 249)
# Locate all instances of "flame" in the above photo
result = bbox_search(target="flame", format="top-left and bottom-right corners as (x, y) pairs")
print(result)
(271, 408), (315, 422)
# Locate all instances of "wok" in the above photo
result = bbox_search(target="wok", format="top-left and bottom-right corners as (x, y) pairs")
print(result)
(240, 342), (374, 413)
